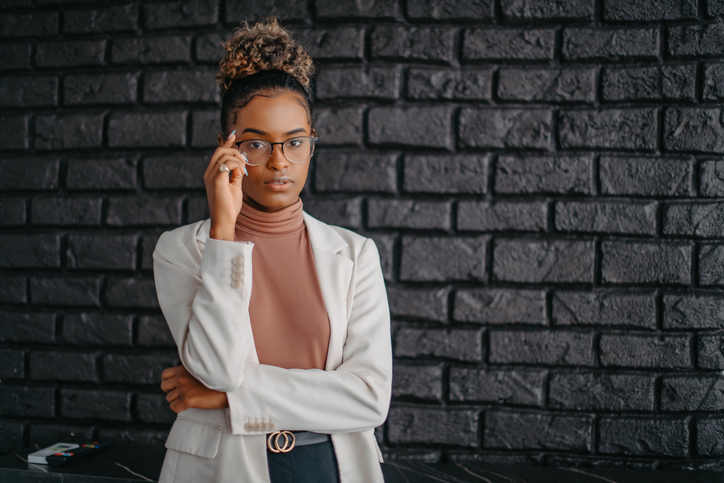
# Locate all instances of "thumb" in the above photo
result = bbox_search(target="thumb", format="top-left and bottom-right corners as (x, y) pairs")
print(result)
(225, 130), (236, 146)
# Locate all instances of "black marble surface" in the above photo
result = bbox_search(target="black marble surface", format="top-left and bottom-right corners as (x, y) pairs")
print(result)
(1, 445), (723, 482)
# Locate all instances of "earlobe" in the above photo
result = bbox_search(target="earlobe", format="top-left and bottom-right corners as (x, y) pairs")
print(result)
(217, 133), (225, 147)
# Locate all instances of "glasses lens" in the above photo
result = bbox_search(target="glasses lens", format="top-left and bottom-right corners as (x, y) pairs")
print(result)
(283, 137), (314, 163)
(238, 140), (271, 166)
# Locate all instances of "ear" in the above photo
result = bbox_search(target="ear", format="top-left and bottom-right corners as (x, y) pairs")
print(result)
(217, 133), (226, 147)
(311, 127), (317, 137)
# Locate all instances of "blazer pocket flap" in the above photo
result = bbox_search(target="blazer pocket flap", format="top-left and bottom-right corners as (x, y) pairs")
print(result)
(165, 418), (223, 459)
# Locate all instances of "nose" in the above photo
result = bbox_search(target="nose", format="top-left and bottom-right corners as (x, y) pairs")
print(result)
(266, 144), (290, 171)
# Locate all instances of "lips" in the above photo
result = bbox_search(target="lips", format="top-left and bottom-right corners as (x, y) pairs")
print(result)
(263, 176), (293, 191)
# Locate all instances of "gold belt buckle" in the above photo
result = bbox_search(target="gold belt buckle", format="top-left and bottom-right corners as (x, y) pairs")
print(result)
(267, 430), (295, 453)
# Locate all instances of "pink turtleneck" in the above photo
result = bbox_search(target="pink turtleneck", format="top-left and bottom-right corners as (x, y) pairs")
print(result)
(234, 198), (330, 370)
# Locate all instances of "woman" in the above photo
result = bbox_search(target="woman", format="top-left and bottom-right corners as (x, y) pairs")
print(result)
(152, 17), (392, 483)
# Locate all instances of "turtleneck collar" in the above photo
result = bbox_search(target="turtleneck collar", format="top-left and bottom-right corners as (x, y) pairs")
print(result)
(235, 197), (305, 238)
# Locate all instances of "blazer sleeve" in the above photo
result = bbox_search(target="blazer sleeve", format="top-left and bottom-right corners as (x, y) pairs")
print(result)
(225, 237), (392, 435)
(152, 230), (255, 392)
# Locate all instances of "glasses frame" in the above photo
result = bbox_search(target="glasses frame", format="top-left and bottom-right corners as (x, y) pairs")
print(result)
(234, 136), (319, 166)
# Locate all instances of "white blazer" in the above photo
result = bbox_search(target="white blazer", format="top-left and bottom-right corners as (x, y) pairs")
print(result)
(152, 211), (392, 483)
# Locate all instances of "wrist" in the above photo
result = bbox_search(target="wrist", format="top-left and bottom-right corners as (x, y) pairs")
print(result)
(210, 224), (235, 241)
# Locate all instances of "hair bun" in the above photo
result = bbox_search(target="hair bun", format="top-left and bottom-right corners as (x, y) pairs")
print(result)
(215, 16), (316, 94)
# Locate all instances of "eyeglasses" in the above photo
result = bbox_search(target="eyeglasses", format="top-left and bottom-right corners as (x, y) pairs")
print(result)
(234, 136), (318, 166)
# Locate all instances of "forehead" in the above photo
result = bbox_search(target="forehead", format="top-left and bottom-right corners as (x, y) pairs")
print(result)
(233, 91), (310, 133)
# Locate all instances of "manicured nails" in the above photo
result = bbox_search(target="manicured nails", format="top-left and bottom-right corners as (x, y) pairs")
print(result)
(241, 152), (249, 176)
(227, 130), (236, 139)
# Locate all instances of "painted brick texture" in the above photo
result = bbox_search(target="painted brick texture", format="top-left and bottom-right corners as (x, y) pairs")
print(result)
(0, 0), (722, 472)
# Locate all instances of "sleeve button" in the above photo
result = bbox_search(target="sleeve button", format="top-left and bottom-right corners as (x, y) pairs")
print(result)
(253, 422), (261, 431)
(244, 422), (254, 431)
(231, 280), (241, 288)
(231, 271), (242, 280)
(232, 255), (243, 265)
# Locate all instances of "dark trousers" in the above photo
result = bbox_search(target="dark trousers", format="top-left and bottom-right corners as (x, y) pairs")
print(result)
(267, 440), (341, 483)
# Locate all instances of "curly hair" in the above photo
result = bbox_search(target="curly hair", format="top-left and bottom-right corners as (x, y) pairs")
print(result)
(216, 16), (316, 94)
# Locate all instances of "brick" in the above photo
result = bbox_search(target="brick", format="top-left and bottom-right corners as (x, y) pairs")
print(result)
(31, 276), (101, 307)
(0, 197), (25, 226)
(98, 428), (169, 447)
(0, 234), (60, 268)
(0, 76), (57, 107)
(31, 196), (102, 226)
(316, 0), (399, 18)
(187, 197), (210, 223)
(67, 234), (137, 270)
(64, 5), (138, 33)
(30, 424), (95, 447)
(371, 26), (454, 63)
(194, 32), (225, 63)
(669, 23), (724, 57)
(549, 372), (654, 411)
(669, 202), (724, 238)
(392, 363), (443, 401)
(315, 107), (362, 145)
(368, 199), (450, 230)
(369, 107), (451, 148)
(394, 327), (483, 361)
(698, 418), (724, 457)
(314, 152), (396, 193)
(0, 311), (56, 343)
(64, 73), (138, 105)
(291, 27), (365, 60)
(699, 334), (724, 370)
(503, 0), (593, 19)
(0, 12), (57, 37)
(388, 407), (479, 446)
(709, 1), (724, 16)
(449, 453), (539, 466)
(666, 108), (724, 153)
(664, 295), (724, 330)
(599, 418), (688, 456)
(407, 0), (493, 19)
(370, 234), (395, 282)
(562, 28), (659, 60)
(459, 201), (547, 233)
(105, 277), (159, 309)
(191, 110), (219, 148)
(316, 66), (399, 100)
(662, 376), (724, 412)
(599, 333), (691, 368)
(602, 242), (691, 284)
(600, 156), (693, 196)
(404, 155), (487, 194)
(61, 389), (131, 421)
(460, 109), (552, 150)
(226, 0), (306, 22)
(496, 155), (591, 195)
(108, 112), (187, 148)
(451, 369), (545, 406)
(137, 394), (176, 424)
(66, 158), (137, 191)
(144, 70), (220, 104)
(555, 201), (656, 236)
(407, 67), (491, 100)
(107, 196), (183, 226)
(603, 65), (696, 101)
(143, 155), (205, 189)
(0, 42), (31, 70)
(485, 411), (592, 451)
(63, 314), (133, 346)
(112, 36), (191, 64)
(553, 291), (656, 329)
(140, 233), (162, 271)
(303, 198), (361, 229)
(560, 109), (656, 150)
(36, 40), (105, 67)
(700, 160), (724, 197)
(493, 239), (594, 283)
(35, 114), (104, 150)
(30, 351), (97, 382)
(0, 349), (24, 379)
(463, 29), (555, 60)
(104, 354), (177, 384)
(0, 422), (23, 453)
(0, 387), (54, 418)
(454, 289), (546, 325)
(387, 287), (448, 322)
(0, 275), (26, 304)
(143, 0), (218, 29)
(137, 315), (175, 347)
(605, 0), (697, 20)
(498, 68), (595, 103)
(401, 236), (486, 282)
(0, 116), (29, 150)
(490, 330), (593, 366)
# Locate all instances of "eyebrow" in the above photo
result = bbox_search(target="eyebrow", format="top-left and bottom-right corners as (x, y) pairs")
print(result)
(240, 127), (307, 136)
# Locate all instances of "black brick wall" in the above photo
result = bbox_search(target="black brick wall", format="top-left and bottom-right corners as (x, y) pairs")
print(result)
(1, 0), (723, 472)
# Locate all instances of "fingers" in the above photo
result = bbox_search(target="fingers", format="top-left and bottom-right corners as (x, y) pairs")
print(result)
(160, 378), (174, 393)
(166, 388), (180, 403)
(161, 366), (178, 380)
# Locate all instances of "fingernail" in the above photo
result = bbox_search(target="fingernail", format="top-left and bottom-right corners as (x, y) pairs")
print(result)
(241, 152), (249, 176)
(227, 130), (236, 139)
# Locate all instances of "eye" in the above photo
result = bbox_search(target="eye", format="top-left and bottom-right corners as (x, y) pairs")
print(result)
(286, 138), (305, 149)
(242, 140), (268, 150)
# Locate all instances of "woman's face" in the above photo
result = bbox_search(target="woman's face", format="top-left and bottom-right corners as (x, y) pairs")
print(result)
(219, 90), (314, 213)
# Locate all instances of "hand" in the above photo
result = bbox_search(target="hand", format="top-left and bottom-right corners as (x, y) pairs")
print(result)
(204, 131), (247, 241)
(160, 365), (229, 413)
